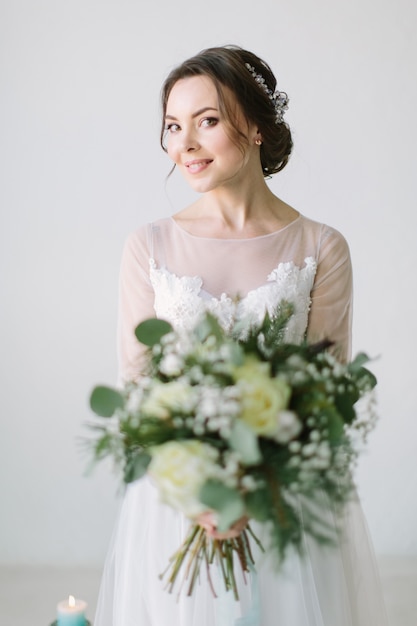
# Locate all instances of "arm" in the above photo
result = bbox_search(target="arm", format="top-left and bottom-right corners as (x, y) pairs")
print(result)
(117, 228), (156, 384)
(307, 227), (353, 362)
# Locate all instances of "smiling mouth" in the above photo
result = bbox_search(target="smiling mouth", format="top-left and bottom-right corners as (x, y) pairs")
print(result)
(184, 159), (213, 173)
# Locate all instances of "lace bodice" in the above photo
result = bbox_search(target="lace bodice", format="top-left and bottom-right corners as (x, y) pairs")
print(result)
(149, 257), (317, 343)
(117, 215), (353, 382)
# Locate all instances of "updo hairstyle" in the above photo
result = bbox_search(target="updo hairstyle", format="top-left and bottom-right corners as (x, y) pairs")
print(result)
(160, 45), (293, 176)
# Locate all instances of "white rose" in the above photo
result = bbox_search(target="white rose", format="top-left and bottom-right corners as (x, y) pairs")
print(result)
(149, 440), (218, 517)
(141, 381), (196, 419)
(234, 357), (291, 437)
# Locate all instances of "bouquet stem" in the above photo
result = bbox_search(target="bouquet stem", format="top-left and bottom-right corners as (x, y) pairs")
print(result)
(160, 523), (263, 600)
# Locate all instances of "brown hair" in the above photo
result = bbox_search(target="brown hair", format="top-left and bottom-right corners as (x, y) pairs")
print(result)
(160, 45), (293, 176)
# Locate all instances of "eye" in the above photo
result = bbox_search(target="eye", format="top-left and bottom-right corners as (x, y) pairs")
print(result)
(165, 123), (180, 133)
(200, 117), (218, 128)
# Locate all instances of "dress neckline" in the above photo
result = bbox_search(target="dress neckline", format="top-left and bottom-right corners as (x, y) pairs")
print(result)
(169, 214), (302, 242)
(150, 256), (316, 303)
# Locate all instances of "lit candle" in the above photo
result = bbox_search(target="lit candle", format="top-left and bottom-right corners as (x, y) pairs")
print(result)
(56, 595), (87, 626)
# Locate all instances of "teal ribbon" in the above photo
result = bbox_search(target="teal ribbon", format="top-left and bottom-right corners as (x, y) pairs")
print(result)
(235, 563), (260, 626)
(215, 561), (261, 626)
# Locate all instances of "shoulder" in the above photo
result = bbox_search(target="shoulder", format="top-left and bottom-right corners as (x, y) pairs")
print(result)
(123, 218), (173, 256)
(297, 214), (348, 241)
(296, 215), (352, 291)
(297, 214), (350, 259)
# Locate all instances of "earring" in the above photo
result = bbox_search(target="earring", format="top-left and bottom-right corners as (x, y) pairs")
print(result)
(255, 139), (262, 146)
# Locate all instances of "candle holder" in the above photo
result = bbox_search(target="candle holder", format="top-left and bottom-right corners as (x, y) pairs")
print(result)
(50, 622), (92, 625)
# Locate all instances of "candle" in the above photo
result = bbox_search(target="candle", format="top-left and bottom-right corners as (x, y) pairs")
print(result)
(56, 595), (87, 626)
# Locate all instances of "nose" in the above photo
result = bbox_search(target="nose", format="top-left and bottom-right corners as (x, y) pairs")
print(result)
(180, 128), (199, 153)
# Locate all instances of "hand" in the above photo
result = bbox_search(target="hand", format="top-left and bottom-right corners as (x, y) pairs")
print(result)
(196, 511), (249, 539)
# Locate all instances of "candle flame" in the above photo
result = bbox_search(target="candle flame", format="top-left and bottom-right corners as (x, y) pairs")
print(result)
(68, 595), (76, 608)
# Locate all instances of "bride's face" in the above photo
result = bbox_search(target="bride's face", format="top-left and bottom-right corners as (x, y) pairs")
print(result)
(164, 75), (260, 193)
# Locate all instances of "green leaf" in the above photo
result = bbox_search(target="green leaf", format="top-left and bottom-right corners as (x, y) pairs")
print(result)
(227, 342), (244, 366)
(94, 434), (112, 458)
(228, 420), (262, 466)
(199, 480), (245, 532)
(131, 417), (177, 446)
(90, 386), (124, 417)
(365, 368), (377, 388)
(335, 392), (358, 424)
(194, 313), (224, 343)
(348, 352), (370, 370)
(357, 366), (377, 390)
(244, 489), (270, 522)
(325, 409), (345, 442)
(124, 451), (151, 483)
(348, 353), (377, 392)
(135, 318), (173, 347)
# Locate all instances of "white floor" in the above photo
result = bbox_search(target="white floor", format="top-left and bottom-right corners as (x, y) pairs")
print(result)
(0, 557), (416, 625)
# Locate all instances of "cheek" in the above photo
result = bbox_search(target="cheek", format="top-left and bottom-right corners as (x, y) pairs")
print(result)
(214, 131), (237, 153)
(165, 136), (179, 162)
(216, 132), (246, 160)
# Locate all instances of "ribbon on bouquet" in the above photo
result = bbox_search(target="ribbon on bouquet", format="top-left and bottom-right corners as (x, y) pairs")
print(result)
(215, 560), (261, 626)
(236, 563), (261, 626)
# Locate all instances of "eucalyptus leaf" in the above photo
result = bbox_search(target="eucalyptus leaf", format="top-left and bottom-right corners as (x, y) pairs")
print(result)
(348, 352), (371, 373)
(325, 410), (345, 442)
(217, 501), (246, 532)
(90, 386), (124, 417)
(135, 318), (173, 347)
(228, 420), (262, 466)
(227, 342), (244, 366)
(358, 366), (377, 390)
(199, 480), (245, 532)
(335, 392), (358, 424)
(194, 313), (223, 343)
(124, 451), (151, 483)
(244, 489), (270, 521)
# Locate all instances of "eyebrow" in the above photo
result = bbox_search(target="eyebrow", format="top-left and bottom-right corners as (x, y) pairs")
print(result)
(165, 106), (219, 120)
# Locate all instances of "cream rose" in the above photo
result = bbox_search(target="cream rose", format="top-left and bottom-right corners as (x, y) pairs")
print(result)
(149, 440), (218, 517)
(141, 380), (196, 419)
(234, 357), (291, 437)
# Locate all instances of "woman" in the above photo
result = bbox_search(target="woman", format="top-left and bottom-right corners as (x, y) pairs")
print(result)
(95, 45), (388, 625)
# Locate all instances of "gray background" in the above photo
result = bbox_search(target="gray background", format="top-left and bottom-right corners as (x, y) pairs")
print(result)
(1, 0), (416, 569)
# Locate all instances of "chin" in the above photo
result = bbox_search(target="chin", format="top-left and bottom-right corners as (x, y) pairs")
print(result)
(182, 177), (217, 194)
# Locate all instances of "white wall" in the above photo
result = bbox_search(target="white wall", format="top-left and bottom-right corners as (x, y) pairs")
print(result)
(1, 0), (416, 566)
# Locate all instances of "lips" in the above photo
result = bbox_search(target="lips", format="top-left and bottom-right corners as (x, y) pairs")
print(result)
(183, 159), (213, 173)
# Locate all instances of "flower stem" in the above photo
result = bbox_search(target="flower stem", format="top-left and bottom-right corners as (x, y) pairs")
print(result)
(160, 524), (263, 600)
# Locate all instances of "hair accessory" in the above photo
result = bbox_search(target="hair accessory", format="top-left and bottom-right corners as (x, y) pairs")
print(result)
(245, 63), (289, 124)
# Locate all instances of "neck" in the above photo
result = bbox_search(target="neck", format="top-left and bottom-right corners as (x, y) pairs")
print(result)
(204, 192), (272, 231)
(175, 177), (298, 240)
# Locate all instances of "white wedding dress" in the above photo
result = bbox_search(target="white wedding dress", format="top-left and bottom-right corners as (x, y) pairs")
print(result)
(94, 215), (388, 625)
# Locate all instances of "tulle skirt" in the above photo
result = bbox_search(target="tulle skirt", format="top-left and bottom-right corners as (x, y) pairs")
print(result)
(94, 477), (388, 626)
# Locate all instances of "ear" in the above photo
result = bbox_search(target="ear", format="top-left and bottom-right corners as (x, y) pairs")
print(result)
(254, 131), (263, 146)
(253, 128), (263, 146)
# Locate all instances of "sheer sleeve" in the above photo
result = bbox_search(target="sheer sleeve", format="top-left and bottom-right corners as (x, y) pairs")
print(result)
(117, 227), (156, 384)
(307, 227), (353, 362)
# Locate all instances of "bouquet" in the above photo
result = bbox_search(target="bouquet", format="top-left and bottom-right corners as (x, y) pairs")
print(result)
(88, 304), (377, 599)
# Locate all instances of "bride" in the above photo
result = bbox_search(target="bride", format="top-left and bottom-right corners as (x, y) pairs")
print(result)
(94, 45), (388, 625)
